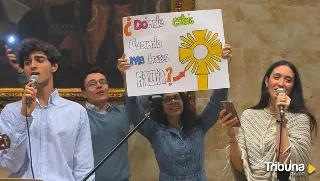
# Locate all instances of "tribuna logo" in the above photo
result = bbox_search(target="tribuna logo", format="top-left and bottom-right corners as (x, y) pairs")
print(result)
(265, 162), (305, 174)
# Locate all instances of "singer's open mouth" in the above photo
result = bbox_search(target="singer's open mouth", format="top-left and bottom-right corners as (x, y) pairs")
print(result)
(31, 72), (40, 75)
(97, 90), (104, 95)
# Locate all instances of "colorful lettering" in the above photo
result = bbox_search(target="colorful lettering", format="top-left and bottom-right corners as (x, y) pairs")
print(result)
(166, 67), (173, 85)
(129, 56), (145, 65)
(124, 17), (132, 36)
(172, 14), (194, 27)
(134, 20), (148, 30)
(132, 15), (165, 31)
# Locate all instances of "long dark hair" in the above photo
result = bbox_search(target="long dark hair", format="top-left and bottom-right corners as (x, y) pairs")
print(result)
(251, 60), (317, 137)
(151, 92), (197, 135)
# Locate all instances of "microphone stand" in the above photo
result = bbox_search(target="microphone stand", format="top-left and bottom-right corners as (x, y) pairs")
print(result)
(81, 112), (151, 181)
(277, 111), (285, 162)
(277, 111), (290, 181)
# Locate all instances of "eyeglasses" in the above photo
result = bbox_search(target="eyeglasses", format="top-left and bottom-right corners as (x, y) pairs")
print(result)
(85, 79), (108, 89)
(162, 95), (181, 104)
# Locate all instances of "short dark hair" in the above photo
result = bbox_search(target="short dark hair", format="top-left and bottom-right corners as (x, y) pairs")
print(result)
(251, 60), (318, 137)
(17, 39), (61, 68)
(151, 92), (197, 135)
(80, 65), (106, 90)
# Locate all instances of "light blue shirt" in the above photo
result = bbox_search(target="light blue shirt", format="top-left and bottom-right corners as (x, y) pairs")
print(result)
(0, 89), (95, 181)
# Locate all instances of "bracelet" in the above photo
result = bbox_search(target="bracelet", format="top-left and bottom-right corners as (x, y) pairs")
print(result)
(229, 140), (238, 144)
(229, 136), (238, 144)
(281, 150), (290, 154)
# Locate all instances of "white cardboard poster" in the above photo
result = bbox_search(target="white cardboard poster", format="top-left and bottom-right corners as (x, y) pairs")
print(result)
(122, 9), (229, 96)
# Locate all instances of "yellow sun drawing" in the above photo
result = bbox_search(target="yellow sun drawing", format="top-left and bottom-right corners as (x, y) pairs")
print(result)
(179, 30), (223, 90)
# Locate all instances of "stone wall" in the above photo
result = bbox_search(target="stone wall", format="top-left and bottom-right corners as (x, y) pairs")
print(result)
(194, 0), (320, 180)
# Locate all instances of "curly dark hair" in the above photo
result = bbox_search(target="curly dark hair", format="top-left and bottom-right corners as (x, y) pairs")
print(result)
(151, 92), (197, 135)
(17, 39), (61, 69)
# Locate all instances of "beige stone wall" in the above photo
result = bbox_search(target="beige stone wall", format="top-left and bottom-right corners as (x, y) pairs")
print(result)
(0, 0), (319, 180)
(194, 0), (320, 180)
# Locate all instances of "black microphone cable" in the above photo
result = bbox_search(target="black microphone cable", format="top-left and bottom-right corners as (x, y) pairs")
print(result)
(26, 100), (35, 178)
(24, 75), (38, 178)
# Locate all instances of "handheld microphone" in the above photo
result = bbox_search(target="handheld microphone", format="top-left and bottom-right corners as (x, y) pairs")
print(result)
(24, 75), (39, 178)
(26, 75), (39, 104)
(276, 88), (285, 116)
(275, 88), (288, 178)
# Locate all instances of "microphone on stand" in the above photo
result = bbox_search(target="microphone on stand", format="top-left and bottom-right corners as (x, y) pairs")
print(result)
(276, 88), (286, 116)
(275, 87), (290, 181)
(26, 75), (39, 104)
(81, 94), (163, 181)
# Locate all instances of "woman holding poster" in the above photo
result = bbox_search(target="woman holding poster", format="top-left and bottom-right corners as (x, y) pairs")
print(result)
(220, 60), (317, 181)
(118, 44), (233, 181)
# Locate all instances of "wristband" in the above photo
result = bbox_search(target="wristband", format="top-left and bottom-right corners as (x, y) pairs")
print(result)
(229, 136), (238, 144)
(230, 140), (238, 144)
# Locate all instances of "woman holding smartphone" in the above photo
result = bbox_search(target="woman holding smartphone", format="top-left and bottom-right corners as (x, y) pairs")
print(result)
(220, 60), (317, 181)
(118, 44), (233, 181)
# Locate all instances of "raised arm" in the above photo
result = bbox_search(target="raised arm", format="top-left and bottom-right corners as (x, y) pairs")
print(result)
(219, 108), (244, 173)
(199, 44), (233, 131)
(224, 109), (252, 180)
(125, 94), (150, 125)
(6, 46), (28, 87)
(73, 108), (95, 181)
(118, 54), (158, 142)
(124, 93), (158, 142)
(0, 104), (31, 173)
(199, 88), (228, 131)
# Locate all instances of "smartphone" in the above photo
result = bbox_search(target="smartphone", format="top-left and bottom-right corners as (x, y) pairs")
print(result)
(220, 101), (241, 127)
(0, 41), (18, 64)
(7, 49), (18, 64)
(0, 40), (6, 57)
